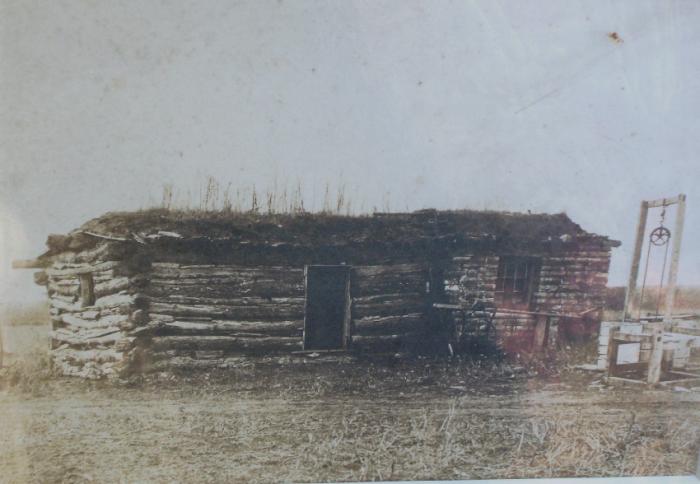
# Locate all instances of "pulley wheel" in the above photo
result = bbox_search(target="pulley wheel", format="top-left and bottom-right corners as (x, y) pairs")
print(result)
(649, 226), (671, 246)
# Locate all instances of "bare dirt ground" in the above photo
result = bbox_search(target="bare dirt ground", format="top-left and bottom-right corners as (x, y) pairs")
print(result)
(1, 346), (700, 483)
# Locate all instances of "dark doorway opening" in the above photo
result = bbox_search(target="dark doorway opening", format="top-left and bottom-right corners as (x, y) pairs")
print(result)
(303, 265), (350, 350)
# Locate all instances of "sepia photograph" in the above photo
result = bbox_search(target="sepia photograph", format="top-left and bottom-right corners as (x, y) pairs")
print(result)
(1, 1), (699, 483)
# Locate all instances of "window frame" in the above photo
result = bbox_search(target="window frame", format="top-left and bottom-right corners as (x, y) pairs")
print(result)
(494, 256), (541, 309)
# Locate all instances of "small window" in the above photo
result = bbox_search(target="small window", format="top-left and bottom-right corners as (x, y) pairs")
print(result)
(495, 257), (540, 308)
(79, 273), (95, 307)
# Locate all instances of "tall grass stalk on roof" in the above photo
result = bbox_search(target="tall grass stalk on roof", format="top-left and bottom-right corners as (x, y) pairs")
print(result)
(156, 176), (360, 216)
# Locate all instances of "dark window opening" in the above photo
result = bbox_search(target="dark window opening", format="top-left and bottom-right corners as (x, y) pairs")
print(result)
(495, 257), (540, 309)
(79, 273), (95, 307)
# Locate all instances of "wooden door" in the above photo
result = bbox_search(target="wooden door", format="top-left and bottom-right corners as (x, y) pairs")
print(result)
(303, 265), (350, 350)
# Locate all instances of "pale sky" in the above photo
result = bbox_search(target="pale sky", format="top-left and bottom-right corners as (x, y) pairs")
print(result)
(1, 0), (699, 305)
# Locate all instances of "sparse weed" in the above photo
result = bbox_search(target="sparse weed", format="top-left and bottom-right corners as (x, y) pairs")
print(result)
(0, 349), (57, 395)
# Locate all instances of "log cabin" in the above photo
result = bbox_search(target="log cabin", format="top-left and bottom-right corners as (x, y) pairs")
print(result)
(14, 209), (620, 378)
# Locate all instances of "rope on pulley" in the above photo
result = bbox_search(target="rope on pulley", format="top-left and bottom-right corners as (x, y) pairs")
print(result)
(638, 205), (672, 319)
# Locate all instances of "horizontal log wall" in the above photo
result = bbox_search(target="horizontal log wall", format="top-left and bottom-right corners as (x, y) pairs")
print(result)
(442, 255), (535, 351)
(443, 255), (499, 307)
(535, 249), (612, 316)
(148, 262), (432, 361)
(43, 242), (614, 373)
(145, 263), (305, 364)
(350, 263), (430, 352)
(443, 247), (613, 353)
(46, 256), (146, 379)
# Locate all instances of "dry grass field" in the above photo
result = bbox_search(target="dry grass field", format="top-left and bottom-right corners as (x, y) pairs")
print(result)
(1, 346), (699, 482)
(1, 304), (699, 483)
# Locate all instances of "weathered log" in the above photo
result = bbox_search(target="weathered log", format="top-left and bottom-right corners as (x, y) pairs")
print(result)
(81, 230), (128, 242)
(150, 295), (304, 307)
(128, 321), (162, 336)
(352, 270), (427, 282)
(544, 254), (611, 262)
(158, 319), (303, 336)
(149, 300), (304, 321)
(50, 297), (81, 313)
(48, 281), (79, 297)
(56, 326), (120, 339)
(52, 359), (84, 377)
(194, 350), (225, 360)
(149, 312), (176, 322)
(149, 274), (304, 285)
(51, 301), (122, 316)
(49, 277), (80, 287)
(61, 313), (128, 329)
(13, 258), (48, 269)
(351, 292), (425, 305)
(450, 256), (477, 262)
(48, 271), (113, 285)
(46, 260), (120, 277)
(94, 293), (146, 312)
(351, 293), (427, 318)
(351, 275), (427, 296)
(151, 335), (302, 353)
(54, 347), (124, 364)
(146, 279), (304, 298)
(351, 332), (419, 352)
(54, 241), (129, 264)
(147, 356), (249, 370)
(94, 277), (131, 298)
(352, 264), (426, 277)
(353, 313), (425, 336)
(52, 357), (119, 379)
(151, 264), (304, 279)
(94, 292), (131, 307)
(51, 293), (77, 304)
(52, 241), (116, 264)
(50, 328), (127, 346)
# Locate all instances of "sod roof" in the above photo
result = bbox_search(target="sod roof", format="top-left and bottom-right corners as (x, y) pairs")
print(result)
(43, 208), (620, 256)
